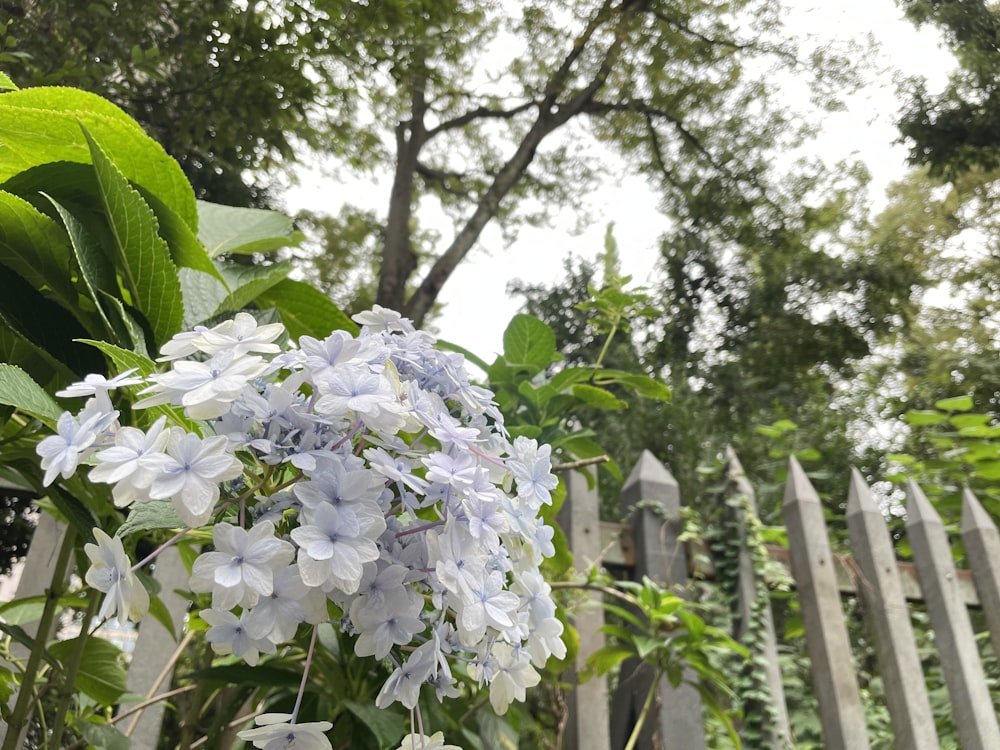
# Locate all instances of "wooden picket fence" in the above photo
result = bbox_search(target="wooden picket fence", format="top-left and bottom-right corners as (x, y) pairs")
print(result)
(557, 449), (1000, 750)
(4, 446), (1000, 748)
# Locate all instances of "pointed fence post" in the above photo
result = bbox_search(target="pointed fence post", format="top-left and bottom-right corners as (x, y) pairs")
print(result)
(724, 450), (791, 748)
(0, 515), (73, 746)
(116, 546), (190, 747)
(558, 470), (610, 750)
(906, 481), (1000, 750)
(961, 488), (1000, 662)
(782, 457), (870, 750)
(610, 450), (705, 750)
(845, 469), (939, 750)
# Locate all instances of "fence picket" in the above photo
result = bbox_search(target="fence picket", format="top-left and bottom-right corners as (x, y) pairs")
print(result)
(558, 470), (610, 750)
(906, 480), (1000, 750)
(782, 457), (871, 750)
(845, 469), (939, 750)
(724, 450), (791, 748)
(610, 451), (705, 750)
(960, 488), (1000, 662)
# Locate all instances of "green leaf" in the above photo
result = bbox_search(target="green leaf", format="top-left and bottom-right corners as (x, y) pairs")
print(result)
(74, 720), (130, 750)
(935, 395), (974, 412)
(904, 410), (949, 426)
(42, 193), (123, 342)
(253, 278), (359, 339)
(0, 363), (64, 427)
(0, 266), (105, 375)
(77, 339), (157, 378)
(196, 200), (303, 257)
(570, 383), (627, 410)
(0, 86), (197, 227)
(116, 501), (185, 538)
(49, 636), (128, 705)
(178, 268), (230, 328)
(593, 369), (671, 401)
(583, 645), (634, 679)
(0, 622), (61, 670)
(0, 189), (75, 310)
(342, 700), (406, 748)
(139, 190), (223, 280)
(214, 261), (293, 316)
(83, 126), (184, 344)
(0, 72), (18, 91)
(501, 314), (560, 376)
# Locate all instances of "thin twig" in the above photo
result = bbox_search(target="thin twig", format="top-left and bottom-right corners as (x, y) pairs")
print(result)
(553, 455), (611, 472)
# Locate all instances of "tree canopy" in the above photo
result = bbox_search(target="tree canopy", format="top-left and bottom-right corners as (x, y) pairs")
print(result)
(2, 0), (864, 324)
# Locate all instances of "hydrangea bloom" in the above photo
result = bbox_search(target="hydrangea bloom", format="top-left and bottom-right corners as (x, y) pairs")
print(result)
(39, 308), (566, 747)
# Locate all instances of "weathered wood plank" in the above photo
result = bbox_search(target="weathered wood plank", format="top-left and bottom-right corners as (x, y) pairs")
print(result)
(846, 469), (939, 750)
(782, 457), (871, 750)
(906, 480), (1000, 750)
(724, 450), (791, 748)
(610, 450), (705, 750)
(117, 546), (189, 747)
(558, 470), (610, 750)
(0, 515), (73, 746)
(961, 488), (1000, 663)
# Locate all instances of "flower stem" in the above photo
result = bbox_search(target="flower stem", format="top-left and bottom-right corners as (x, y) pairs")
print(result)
(48, 591), (101, 749)
(132, 526), (190, 571)
(290, 625), (319, 724)
(2, 524), (76, 750)
(624, 667), (662, 750)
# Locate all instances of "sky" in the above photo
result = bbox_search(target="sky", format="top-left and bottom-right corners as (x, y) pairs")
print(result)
(284, 0), (957, 361)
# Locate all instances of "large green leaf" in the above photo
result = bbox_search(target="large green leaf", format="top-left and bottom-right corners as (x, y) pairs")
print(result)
(342, 700), (406, 749)
(0, 190), (75, 310)
(140, 189), (224, 281)
(178, 268), (230, 329)
(214, 261), (293, 316)
(0, 364), (64, 428)
(254, 278), (359, 339)
(0, 268), (105, 375)
(49, 636), (128, 706)
(197, 200), (303, 257)
(501, 314), (560, 376)
(43, 194), (122, 342)
(73, 720), (130, 750)
(84, 126), (184, 344)
(0, 86), (196, 227)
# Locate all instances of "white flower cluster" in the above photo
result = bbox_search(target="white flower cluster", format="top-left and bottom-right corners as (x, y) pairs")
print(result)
(38, 307), (566, 740)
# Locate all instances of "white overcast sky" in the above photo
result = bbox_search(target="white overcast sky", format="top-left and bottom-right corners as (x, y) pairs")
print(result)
(285, 0), (956, 360)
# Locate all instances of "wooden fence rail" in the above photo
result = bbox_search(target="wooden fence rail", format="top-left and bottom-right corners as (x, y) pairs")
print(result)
(562, 450), (1000, 750)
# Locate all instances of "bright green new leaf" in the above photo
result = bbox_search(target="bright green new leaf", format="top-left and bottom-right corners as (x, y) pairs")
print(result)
(571, 383), (627, 410)
(83, 126), (184, 344)
(0, 363), (64, 428)
(0, 86), (196, 227)
(904, 410), (949, 426)
(935, 395), (974, 412)
(0, 73), (18, 91)
(501, 314), (560, 376)
(583, 644), (634, 679)
(49, 636), (128, 706)
(253, 278), (359, 339)
(197, 200), (303, 257)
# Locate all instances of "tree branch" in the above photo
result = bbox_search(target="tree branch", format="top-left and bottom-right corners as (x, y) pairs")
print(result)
(425, 100), (537, 140)
(402, 0), (645, 325)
